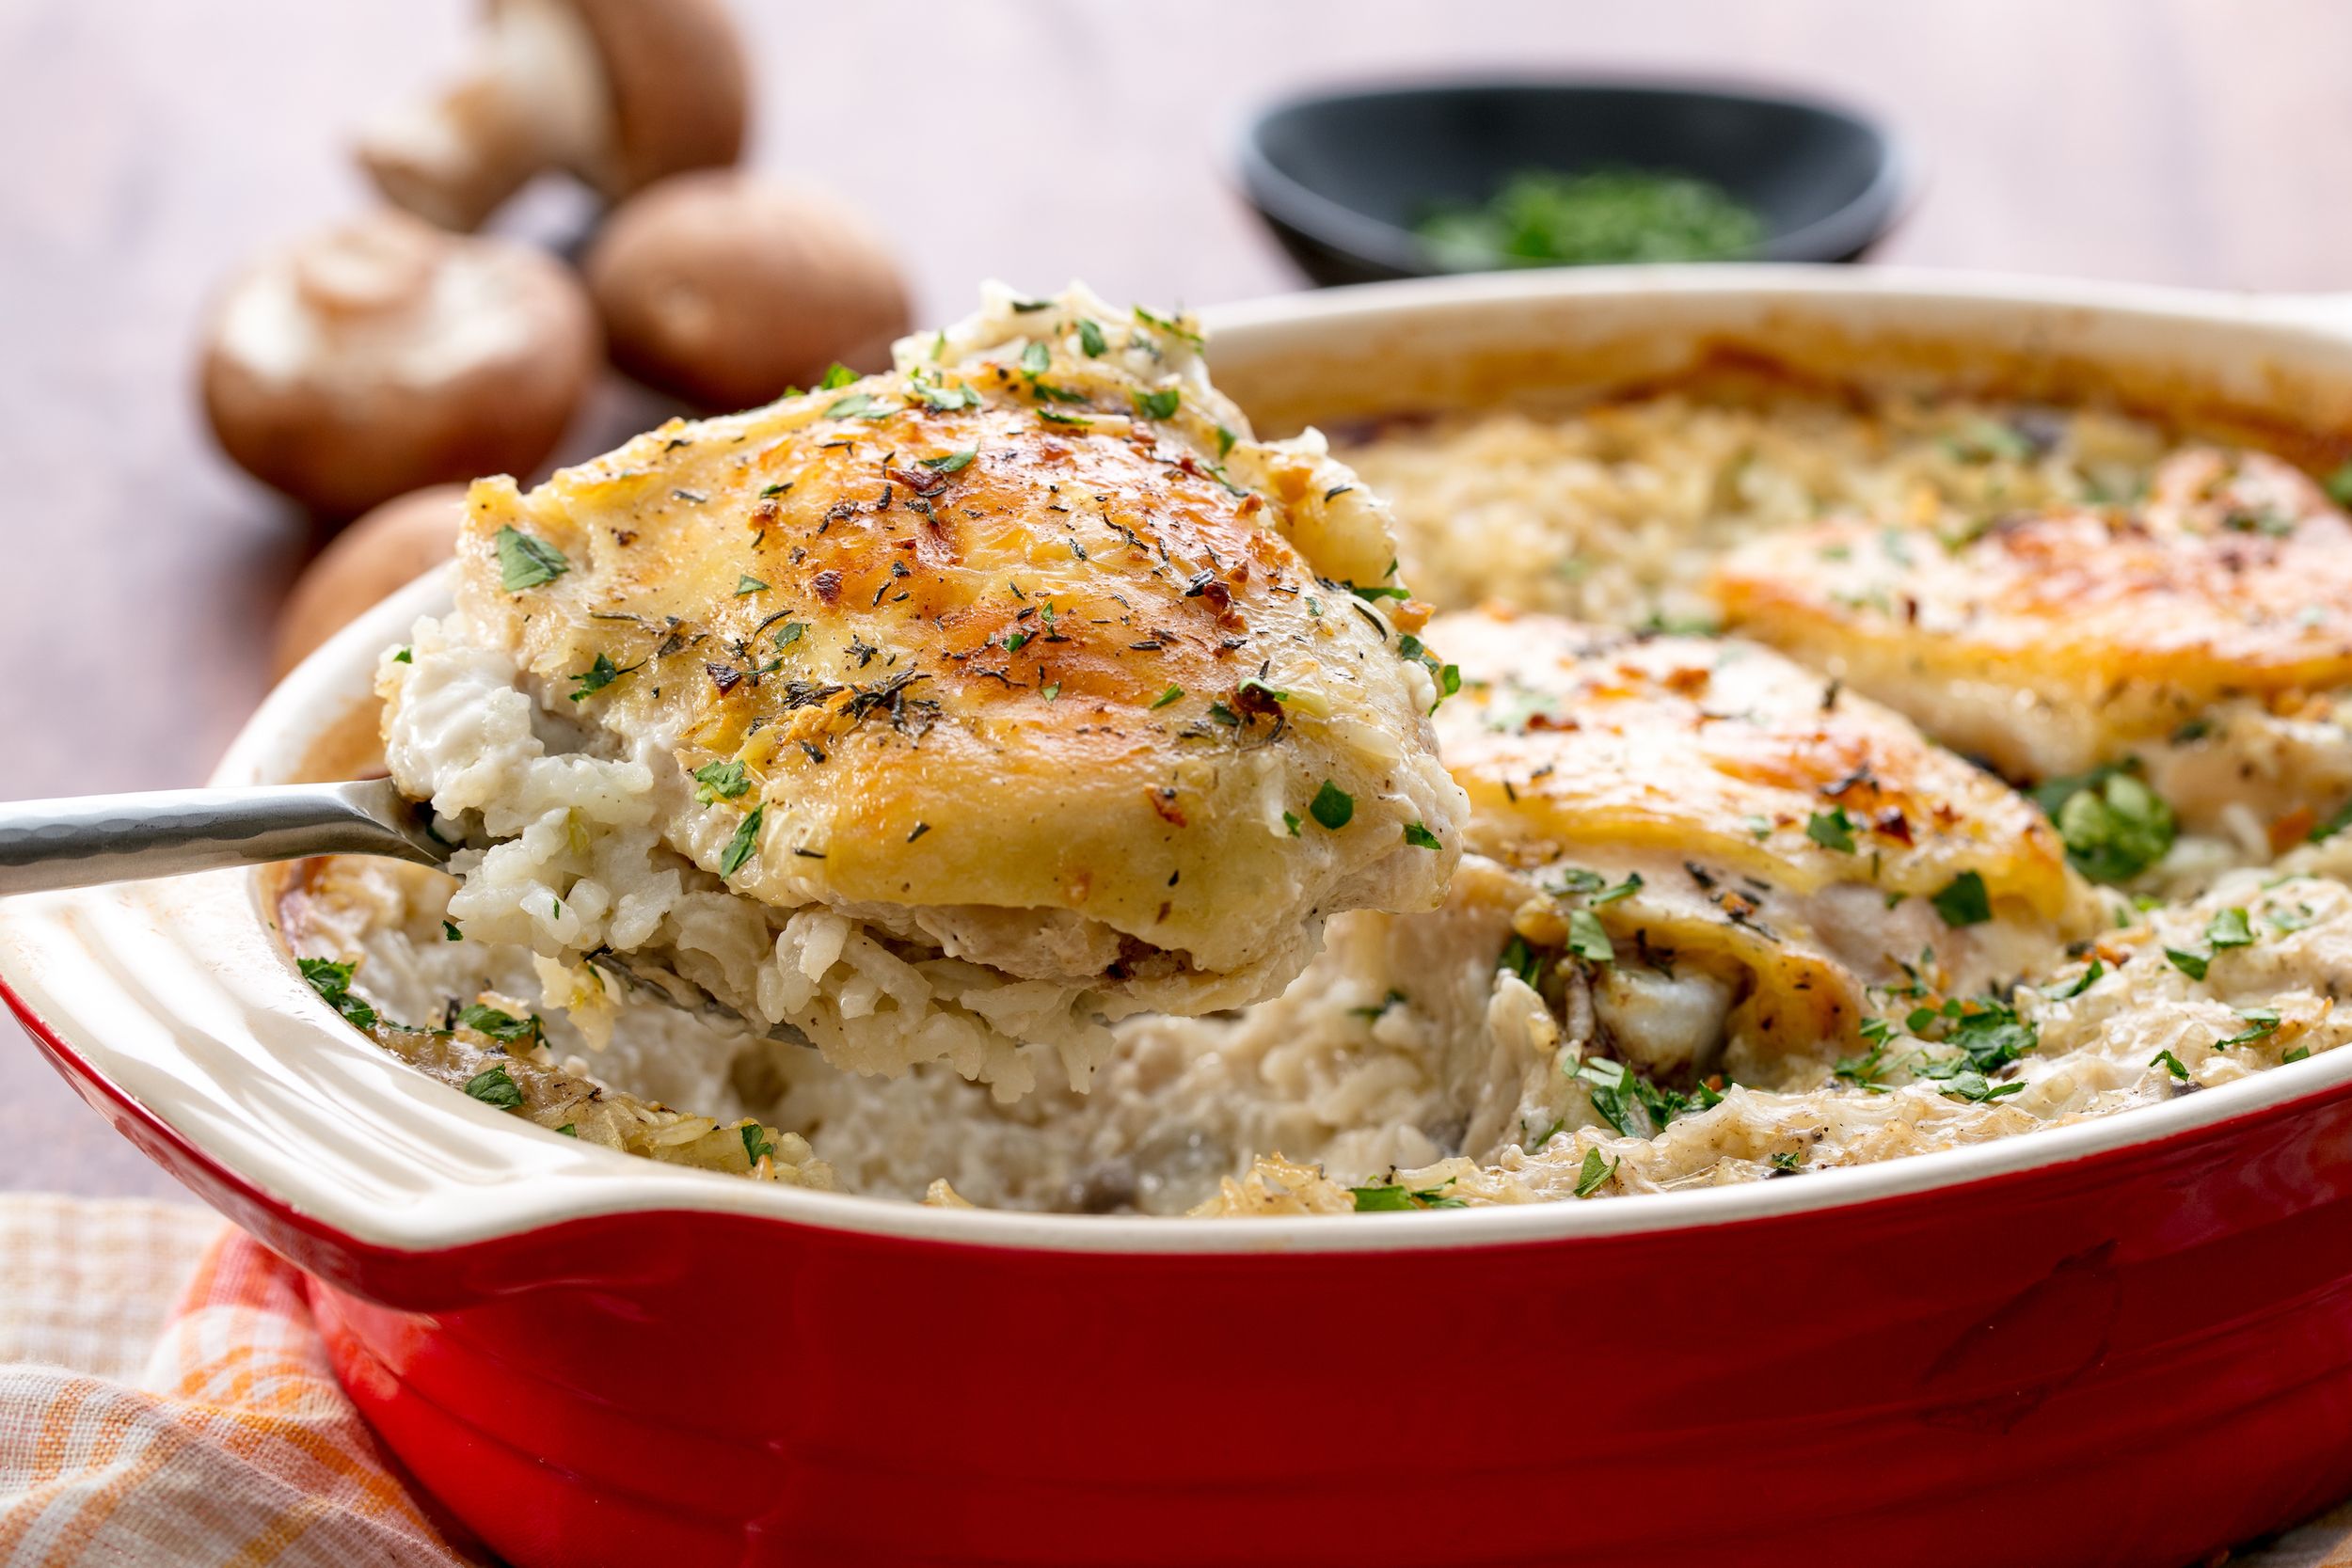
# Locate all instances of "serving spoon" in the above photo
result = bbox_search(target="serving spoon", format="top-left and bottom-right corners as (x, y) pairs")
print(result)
(0, 778), (812, 1045)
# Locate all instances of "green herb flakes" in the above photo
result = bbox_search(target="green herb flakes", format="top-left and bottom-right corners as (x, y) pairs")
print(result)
(568, 651), (631, 703)
(494, 526), (569, 592)
(1077, 318), (1107, 357)
(1930, 871), (1992, 927)
(818, 363), (858, 390)
(391, 646), (412, 664)
(1132, 387), (1180, 420)
(1403, 821), (1442, 851)
(2153, 1049), (2191, 1081)
(1282, 811), (1301, 837)
(693, 760), (751, 802)
(1565, 909), (1614, 964)
(741, 1124), (776, 1164)
(2206, 907), (2256, 949)
(2037, 767), (2175, 882)
(464, 1066), (524, 1110)
(296, 958), (376, 1031)
(1151, 685), (1184, 710)
(1309, 781), (1355, 830)
(2165, 947), (2211, 981)
(720, 805), (765, 878)
(455, 1004), (544, 1047)
(1805, 807), (1858, 854)
(734, 574), (769, 595)
(920, 450), (977, 473)
(1574, 1148), (1617, 1198)
(442, 920), (462, 942)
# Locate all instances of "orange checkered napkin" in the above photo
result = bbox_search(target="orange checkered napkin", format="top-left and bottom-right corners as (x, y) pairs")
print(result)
(0, 1196), (475, 1568)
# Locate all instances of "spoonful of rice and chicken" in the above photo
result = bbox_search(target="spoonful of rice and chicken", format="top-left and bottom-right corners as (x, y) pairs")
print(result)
(0, 285), (1469, 1102)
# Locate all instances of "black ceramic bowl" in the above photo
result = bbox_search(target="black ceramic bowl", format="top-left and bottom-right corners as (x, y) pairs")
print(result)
(1239, 78), (1909, 286)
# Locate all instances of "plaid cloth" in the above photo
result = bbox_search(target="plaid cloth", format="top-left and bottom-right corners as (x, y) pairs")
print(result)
(0, 1196), (474, 1567)
(0, 1195), (2347, 1568)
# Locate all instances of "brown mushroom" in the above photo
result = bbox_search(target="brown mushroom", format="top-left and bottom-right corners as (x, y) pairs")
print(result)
(357, 0), (747, 231)
(584, 171), (912, 411)
(200, 211), (597, 517)
(274, 485), (468, 676)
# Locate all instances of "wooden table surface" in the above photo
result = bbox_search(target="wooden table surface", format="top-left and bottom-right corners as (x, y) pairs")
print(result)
(7, 0), (2352, 1204)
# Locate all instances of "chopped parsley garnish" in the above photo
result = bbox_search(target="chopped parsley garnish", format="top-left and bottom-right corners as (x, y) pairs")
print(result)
(693, 760), (751, 802)
(493, 526), (569, 592)
(735, 574), (768, 595)
(2218, 1007), (2281, 1048)
(2164, 947), (2211, 981)
(1834, 1041), (1893, 1091)
(2285, 1045), (2314, 1063)
(773, 622), (807, 648)
(2036, 766), (2175, 882)
(1403, 821), (1442, 851)
(816, 363), (857, 390)
(2325, 462), (2352, 508)
(455, 1004), (545, 1048)
(2312, 796), (2352, 844)
(759, 482), (788, 499)
(1151, 685), (1184, 709)
(555, 1123), (577, 1136)
(915, 382), (981, 412)
(2206, 907), (2256, 949)
(2048, 959), (2104, 1000)
(1574, 1148), (1617, 1198)
(1038, 408), (1092, 426)
(1020, 340), (1051, 375)
(1235, 676), (1288, 707)
(463, 1066), (525, 1110)
(1041, 682), (1061, 702)
(2153, 1049), (2191, 1081)
(1002, 630), (1029, 653)
(1281, 811), (1301, 837)
(720, 805), (764, 878)
(567, 651), (633, 703)
(391, 646), (412, 663)
(823, 392), (888, 420)
(1565, 909), (1614, 964)
(920, 450), (977, 473)
(1077, 318), (1107, 356)
(1132, 387), (1180, 420)
(1350, 1183), (1464, 1212)
(1805, 807), (1858, 854)
(1309, 781), (1355, 830)
(1215, 425), (1237, 459)
(1929, 871), (1991, 927)
(296, 958), (376, 1031)
(1133, 304), (1203, 348)
(1348, 581), (1411, 603)
(1207, 702), (1241, 726)
(741, 1124), (776, 1164)
(442, 920), (462, 942)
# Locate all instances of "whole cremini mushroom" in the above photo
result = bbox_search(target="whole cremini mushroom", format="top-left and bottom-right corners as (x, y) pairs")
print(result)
(357, 0), (747, 231)
(200, 211), (597, 517)
(584, 170), (912, 411)
(273, 485), (468, 676)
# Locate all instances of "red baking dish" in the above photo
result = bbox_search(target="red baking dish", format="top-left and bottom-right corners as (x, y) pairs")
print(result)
(11, 267), (2352, 1567)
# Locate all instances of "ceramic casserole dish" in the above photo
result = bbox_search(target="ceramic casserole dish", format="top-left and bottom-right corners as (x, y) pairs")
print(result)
(10, 267), (2352, 1568)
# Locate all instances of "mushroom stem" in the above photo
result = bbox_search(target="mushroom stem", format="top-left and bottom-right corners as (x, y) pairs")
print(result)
(356, 0), (610, 231)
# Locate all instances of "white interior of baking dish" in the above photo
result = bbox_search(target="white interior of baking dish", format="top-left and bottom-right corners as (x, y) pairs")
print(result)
(10, 265), (2352, 1256)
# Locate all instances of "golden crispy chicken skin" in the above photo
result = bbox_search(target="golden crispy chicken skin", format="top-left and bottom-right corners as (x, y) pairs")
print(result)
(412, 285), (1464, 1022)
(1708, 449), (2352, 857)
(1431, 610), (2096, 1080)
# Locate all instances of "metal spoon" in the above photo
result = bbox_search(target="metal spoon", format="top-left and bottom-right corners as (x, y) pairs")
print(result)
(0, 778), (811, 1046)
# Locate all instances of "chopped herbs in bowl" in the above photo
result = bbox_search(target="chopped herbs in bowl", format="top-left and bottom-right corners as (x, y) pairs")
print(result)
(1416, 167), (1764, 269)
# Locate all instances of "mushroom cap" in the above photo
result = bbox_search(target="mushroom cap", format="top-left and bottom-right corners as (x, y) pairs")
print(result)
(583, 171), (912, 411)
(200, 210), (597, 516)
(560, 0), (749, 198)
(274, 484), (468, 676)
